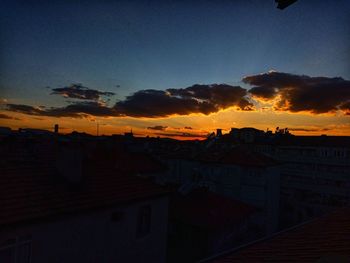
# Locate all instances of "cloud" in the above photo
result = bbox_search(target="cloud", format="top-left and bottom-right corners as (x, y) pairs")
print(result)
(147, 125), (168, 131)
(5, 83), (253, 119)
(114, 84), (253, 117)
(51, 84), (115, 101)
(243, 71), (350, 115)
(11, 72), (350, 119)
(5, 101), (116, 118)
(340, 101), (350, 115)
(5, 104), (43, 115)
(184, 126), (193, 130)
(0, 113), (20, 120)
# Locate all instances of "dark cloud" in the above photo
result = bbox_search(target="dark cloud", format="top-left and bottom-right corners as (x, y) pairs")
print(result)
(5, 73), (350, 119)
(51, 84), (115, 101)
(147, 125), (168, 131)
(5, 83), (253, 119)
(184, 126), (193, 130)
(114, 84), (253, 117)
(5, 104), (43, 115)
(6, 101), (116, 118)
(243, 71), (350, 115)
(0, 113), (20, 120)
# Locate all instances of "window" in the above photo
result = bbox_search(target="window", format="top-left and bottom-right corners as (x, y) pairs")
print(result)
(0, 235), (32, 263)
(136, 205), (152, 238)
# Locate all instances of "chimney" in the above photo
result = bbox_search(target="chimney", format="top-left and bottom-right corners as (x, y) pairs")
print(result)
(55, 144), (83, 183)
(54, 124), (59, 134)
(216, 129), (222, 137)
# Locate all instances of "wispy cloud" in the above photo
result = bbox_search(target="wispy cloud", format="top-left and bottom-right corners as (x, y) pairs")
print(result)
(0, 113), (20, 120)
(154, 131), (207, 138)
(51, 84), (115, 101)
(288, 127), (331, 132)
(147, 125), (168, 131)
(5, 101), (116, 118)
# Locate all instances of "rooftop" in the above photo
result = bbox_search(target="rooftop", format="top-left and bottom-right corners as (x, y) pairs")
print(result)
(205, 207), (350, 262)
(0, 162), (169, 228)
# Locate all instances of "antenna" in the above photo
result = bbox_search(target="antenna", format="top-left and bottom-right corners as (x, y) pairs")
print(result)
(97, 122), (99, 136)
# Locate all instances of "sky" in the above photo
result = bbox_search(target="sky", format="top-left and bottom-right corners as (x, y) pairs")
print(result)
(1, 0), (350, 139)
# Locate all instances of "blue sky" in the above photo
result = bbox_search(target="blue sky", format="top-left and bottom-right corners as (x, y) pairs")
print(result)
(1, 0), (349, 104)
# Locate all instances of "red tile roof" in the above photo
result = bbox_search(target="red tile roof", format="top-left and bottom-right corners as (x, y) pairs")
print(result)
(0, 163), (168, 228)
(171, 189), (257, 229)
(207, 207), (350, 262)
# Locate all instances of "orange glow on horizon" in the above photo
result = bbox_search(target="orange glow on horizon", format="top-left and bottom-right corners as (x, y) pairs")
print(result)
(1, 109), (350, 139)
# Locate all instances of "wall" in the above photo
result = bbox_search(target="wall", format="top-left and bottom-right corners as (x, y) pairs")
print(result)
(257, 143), (350, 227)
(0, 196), (168, 263)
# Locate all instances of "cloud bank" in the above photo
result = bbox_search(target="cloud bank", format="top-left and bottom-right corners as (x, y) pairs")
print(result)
(243, 71), (350, 115)
(114, 84), (252, 117)
(4, 84), (252, 118)
(3, 73), (350, 119)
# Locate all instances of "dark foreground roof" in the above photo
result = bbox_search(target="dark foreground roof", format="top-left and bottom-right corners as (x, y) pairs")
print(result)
(0, 163), (168, 228)
(205, 207), (350, 262)
(171, 189), (257, 229)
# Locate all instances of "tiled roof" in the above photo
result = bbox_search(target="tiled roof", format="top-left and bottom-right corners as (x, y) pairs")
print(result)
(170, 189), (257, 229)
(0, 162), (168, 228)
(208, 207), (350, 262)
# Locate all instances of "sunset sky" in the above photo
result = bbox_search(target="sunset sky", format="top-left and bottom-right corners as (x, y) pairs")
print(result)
(1, 0), (350, 139)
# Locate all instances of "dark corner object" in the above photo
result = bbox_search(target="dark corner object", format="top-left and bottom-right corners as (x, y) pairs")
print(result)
(275, 0), (298, 10)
